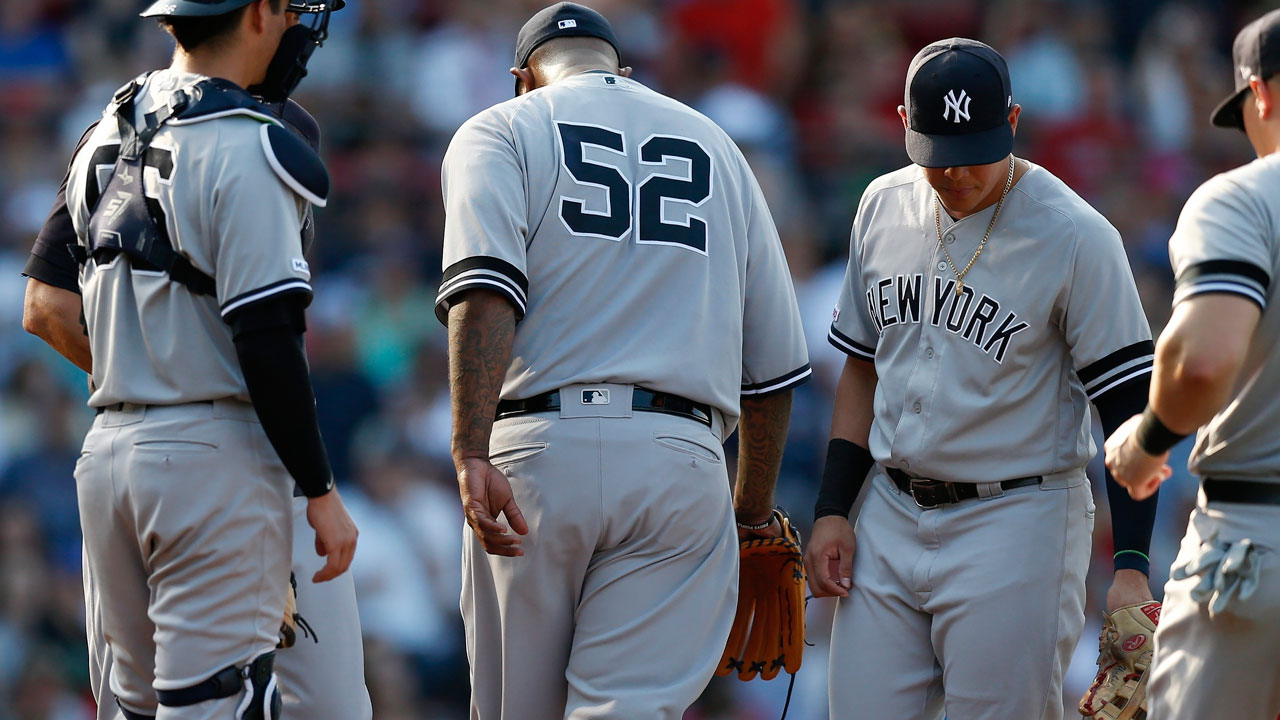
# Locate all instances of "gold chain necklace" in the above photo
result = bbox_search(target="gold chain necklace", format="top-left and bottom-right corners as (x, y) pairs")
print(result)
(935, 155), (1016, 297)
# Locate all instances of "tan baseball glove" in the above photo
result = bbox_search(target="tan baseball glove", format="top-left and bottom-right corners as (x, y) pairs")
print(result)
(716, 509), (806, 681)
(278, 573), (317, 649)
(1079, 601), (1161, 720)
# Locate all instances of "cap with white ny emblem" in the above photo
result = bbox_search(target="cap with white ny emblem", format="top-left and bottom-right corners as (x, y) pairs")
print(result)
(1211, 8), (1280, 130)
(902, 37), (1014, 168)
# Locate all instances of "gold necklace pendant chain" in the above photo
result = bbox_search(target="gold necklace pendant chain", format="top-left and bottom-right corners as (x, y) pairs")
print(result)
(935, 155), (1016, 297)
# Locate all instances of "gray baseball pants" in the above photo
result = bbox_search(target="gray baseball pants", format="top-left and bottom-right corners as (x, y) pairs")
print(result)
(828, 469), (1093, 720)
(1148, 490), (1280, 719)
(76, 400), (291, 718)
(462, 384), (739, 720)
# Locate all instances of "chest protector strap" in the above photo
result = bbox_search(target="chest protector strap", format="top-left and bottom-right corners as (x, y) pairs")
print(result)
(76, 77), (276, 297)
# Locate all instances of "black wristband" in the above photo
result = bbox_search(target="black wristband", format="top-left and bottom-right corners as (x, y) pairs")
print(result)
(814, 439), (875, 521)
(1134, 406), (1189, 456)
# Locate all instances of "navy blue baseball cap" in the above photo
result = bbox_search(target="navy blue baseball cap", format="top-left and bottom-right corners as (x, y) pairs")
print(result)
(141, 0), (344, 18)
(514, 3), (621, 70)
(903, 38), (1014, 168)
(1211, 9), (1280, 130)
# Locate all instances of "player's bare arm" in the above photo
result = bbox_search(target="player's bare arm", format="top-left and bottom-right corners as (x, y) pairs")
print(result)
(1106, 294), (1261, 499)
(448, 288), (528, 556)
(22, 278), (92, 374)
(734, 390), (794, 540)
(805, 355), (876, 598)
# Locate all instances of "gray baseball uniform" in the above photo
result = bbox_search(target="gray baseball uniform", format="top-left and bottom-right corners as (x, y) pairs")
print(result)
(1148, 154), (1280, 719)
(826, 162), (1152, 719)
(437, 70), (809, 719)
(29, 104), (370, 720)
(66, 69), (311, 718)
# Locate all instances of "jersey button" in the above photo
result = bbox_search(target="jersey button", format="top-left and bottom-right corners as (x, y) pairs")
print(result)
(937, 262), (947, 271)
(945, 234), (956, 244)
(912, 402), (922, 413)
(925, 347), (934, 358)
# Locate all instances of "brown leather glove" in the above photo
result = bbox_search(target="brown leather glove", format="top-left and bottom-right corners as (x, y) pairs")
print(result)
(716, 509), (806, 681)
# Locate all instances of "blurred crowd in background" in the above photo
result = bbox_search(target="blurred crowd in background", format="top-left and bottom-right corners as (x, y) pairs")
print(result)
(0, 0), (1270, 717)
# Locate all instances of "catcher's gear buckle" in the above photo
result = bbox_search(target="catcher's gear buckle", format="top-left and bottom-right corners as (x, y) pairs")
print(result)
(908, 479), (959, 509)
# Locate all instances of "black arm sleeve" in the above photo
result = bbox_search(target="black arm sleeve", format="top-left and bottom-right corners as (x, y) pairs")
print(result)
(228, 293), (334, 498)
(1092, 374), (1159, 576)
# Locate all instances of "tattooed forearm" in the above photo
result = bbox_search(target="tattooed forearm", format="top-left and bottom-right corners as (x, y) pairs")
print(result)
(448, 290), (516, 465)
(734, 390), (794, 521)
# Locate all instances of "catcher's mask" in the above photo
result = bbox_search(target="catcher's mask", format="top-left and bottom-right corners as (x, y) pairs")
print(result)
(250, 0), (345, 102)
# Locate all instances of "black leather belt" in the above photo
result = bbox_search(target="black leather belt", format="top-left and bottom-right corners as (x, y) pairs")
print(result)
(95, 401), (143, 415)
(1203, 478), (1280, 506)
(886, 467), (1042, 509)
(496, 388), (712, 427)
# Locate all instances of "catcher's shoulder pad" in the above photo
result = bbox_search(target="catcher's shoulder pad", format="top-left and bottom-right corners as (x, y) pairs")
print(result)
(259, 122), (330, 208)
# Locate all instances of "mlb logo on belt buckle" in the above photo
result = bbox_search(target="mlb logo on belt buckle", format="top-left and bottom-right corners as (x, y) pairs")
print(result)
(582, 389), (610, 405)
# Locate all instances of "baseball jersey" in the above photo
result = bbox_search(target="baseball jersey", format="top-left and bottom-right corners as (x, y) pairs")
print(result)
(434, 71), (810, 424)
(829, 163), (1152, 482)
(65, 70), (313, 407)
(1168, 153), (1280, 481)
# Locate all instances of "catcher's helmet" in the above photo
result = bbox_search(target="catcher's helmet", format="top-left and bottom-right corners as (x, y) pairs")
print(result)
(141, 0), (345, 19)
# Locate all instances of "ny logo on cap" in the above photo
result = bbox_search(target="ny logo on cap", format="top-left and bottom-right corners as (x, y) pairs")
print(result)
(559, 19), (578, 29)
(943, 89), (972, 123)
(1241, 65), (1254, 80)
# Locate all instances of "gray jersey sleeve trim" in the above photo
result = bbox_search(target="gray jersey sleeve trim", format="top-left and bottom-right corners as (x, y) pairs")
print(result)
(221, 278), (313, 317)
(828, 325), (875, 361)
(434, 256), (529, 325)
(741, 364), (813, 396)
(1174, 260), (1270, 310)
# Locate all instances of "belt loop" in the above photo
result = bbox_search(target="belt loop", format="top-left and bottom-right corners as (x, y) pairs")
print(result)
(975, 481), (1004, 500)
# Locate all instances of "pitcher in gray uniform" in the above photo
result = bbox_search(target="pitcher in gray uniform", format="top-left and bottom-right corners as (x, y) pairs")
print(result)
(435, 4), (809, 718)
(22, 95), (371, 720)
(1106, 9), (1280, 718)
(803, 38), (1161, 719)
(62, 0), (357, 717)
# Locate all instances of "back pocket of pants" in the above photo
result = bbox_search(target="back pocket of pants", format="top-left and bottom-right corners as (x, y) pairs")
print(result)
(490, 442), (548, 469)
(654, 434), (722, 464)
(133, 439), (219, 452)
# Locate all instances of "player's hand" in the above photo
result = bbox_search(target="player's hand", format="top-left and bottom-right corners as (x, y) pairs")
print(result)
(306, 487), (358, 583)
(803, 515), (855, 598)
(457, 456), (528, 557)
(1104, 414), (1173, 501)
(1106, 568), (1155, 613)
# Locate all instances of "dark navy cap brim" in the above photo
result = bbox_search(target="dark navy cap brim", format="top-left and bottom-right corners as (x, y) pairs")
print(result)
(1211, 86), (1250, 130)
(141, 0), (343, 17)
(905, 121), (1013, 168)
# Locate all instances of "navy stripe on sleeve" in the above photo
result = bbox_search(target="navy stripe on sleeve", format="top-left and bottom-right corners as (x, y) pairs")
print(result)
(742, 363), (813, 396)
(1077, 340), (1154, 402)
(435, 256), (529, 325)
(827, 325), (875, 361)
(1174, 259), (1270, 310)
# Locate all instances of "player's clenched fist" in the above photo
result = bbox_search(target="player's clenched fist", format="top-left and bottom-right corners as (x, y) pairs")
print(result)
(307, 487), (359, 582)
(456, 456), (528, 557)
(804, 516), (855, 598)
(1104, 414), (1173, 501)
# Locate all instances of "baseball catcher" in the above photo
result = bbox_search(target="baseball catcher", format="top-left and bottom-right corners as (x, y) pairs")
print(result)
(718, 508), (806, 682)
(1079, 601), (1161, 720)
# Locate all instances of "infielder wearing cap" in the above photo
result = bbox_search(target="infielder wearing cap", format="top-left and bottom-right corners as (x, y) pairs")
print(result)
(1106, 9), (1280, 718)
(22, 96), (371, 720)
(436, 4), (809, 718)
(58, 1), (358, 717)
(804, 38), (1160, 719)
